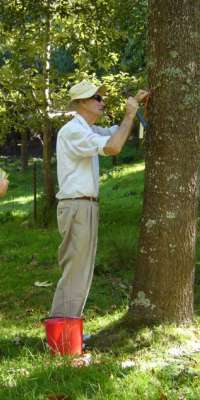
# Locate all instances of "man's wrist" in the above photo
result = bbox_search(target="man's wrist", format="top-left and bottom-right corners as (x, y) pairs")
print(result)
(133, 97), (139, 108)
(125, 107), (138, 119)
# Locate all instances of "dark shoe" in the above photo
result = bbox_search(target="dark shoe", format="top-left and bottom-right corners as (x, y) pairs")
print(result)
(83, 334), (92, 342)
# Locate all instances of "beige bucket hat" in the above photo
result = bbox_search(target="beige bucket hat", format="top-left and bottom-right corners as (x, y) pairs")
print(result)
(69, 79), (106, 101)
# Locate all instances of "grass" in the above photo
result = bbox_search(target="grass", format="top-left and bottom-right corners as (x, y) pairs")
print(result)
(0, 148), (200, 400)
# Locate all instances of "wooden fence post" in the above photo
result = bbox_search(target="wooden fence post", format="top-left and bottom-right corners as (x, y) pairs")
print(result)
(33, 160), (37, 222)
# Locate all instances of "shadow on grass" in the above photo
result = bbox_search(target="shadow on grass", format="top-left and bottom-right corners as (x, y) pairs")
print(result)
(0, 312), (152, 365)
(0, 336), (46, 360)
(87, 312), (155, 355)
(87, 303), (200, 354)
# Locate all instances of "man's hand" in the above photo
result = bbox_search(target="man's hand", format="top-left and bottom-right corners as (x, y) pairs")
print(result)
(134, 89), (149, 104)
(125, 90), (149, 118)
(0, 179), (9, 198)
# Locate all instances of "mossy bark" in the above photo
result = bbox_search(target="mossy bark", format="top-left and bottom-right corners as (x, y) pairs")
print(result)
(131, 0), (200, 323)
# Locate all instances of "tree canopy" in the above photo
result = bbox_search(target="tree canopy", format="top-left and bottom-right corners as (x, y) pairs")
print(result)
(0, 0), (148, 142)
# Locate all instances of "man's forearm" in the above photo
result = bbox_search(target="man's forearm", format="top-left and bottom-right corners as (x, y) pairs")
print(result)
(104, 113), (136, 156)
(103, 91), (149, 156)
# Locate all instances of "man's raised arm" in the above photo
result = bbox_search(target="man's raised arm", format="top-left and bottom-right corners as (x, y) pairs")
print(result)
(104, 90), (149, 156)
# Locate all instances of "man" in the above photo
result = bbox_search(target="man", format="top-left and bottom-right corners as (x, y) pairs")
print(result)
(50, 79), (148, 318)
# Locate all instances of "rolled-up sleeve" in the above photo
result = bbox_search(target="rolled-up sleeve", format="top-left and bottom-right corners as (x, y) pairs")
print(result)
(92, 124), (119, 137)
(64, 127), (110, 158)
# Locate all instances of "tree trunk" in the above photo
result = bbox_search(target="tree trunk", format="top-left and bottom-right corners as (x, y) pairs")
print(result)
(42, 0), (55, 211)
(130, 0), (200, 324)
(21, 130), (29, 171)
(43, 118), (55, 209)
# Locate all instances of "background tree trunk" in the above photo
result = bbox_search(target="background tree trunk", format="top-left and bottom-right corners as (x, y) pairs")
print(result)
(42, 118), (55, 209)
(42, 0), (55, 211)
(21, 130), (29, 171)
(130, 0), (200, 324)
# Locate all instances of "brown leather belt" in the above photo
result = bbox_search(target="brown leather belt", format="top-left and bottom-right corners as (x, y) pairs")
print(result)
(60, 196), (98, 202)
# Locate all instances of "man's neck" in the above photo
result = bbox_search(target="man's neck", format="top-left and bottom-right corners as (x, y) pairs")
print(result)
(77, 110), (97, 125)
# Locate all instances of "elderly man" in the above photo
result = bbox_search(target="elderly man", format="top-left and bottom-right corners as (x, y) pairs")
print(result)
(50, 79), (148, 318)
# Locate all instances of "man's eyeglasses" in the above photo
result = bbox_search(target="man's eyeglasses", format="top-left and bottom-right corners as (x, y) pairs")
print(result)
(90, 94), (103, 103)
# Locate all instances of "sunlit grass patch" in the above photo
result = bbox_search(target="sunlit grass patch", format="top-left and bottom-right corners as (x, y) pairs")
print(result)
(2, 194), (34, 205)
(100, 161), (145, 182)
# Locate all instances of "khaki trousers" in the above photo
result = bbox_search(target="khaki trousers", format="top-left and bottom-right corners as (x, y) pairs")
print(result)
(50, 199), (99, 317)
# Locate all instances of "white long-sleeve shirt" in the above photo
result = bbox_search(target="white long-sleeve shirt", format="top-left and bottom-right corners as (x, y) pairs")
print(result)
(56, 113), (118, 199)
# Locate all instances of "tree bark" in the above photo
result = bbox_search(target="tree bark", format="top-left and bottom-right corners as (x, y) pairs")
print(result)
(130, 0), (200, 324)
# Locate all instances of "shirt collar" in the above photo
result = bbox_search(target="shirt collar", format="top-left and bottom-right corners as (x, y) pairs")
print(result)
(75, 113), (93, 130)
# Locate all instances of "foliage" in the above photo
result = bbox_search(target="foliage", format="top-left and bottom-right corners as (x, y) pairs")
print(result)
(0, 0), (148, 213)
(0, 0), (148, 144)
(101, 72), (147, 125)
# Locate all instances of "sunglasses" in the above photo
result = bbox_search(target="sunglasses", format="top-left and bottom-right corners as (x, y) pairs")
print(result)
(90, 94), (103, 102)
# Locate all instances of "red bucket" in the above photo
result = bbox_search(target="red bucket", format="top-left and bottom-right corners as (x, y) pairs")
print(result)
(44, 317), (83, 356)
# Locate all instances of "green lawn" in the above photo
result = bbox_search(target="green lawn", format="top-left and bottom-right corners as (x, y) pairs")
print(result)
(0, 151), (200, 400)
